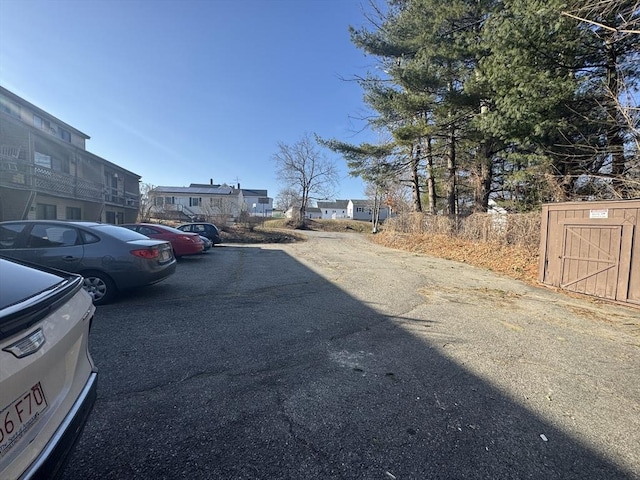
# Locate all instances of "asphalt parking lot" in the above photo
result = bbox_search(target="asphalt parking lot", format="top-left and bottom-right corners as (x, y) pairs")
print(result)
(62, 232), (640, 480)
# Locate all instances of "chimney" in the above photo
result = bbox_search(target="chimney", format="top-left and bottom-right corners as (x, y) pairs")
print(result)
(237, 183), (240, 189)
(210, 178), (213, 185)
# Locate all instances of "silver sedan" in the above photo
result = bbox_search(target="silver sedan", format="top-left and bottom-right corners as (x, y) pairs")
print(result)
(0, 220), (177, 305)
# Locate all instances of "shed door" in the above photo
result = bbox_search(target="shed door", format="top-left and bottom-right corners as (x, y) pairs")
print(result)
(560, 225), (622, 299)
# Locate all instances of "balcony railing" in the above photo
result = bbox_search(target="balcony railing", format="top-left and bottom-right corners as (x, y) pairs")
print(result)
(104, 188), (140, 208)
(0, 158), (139, 209)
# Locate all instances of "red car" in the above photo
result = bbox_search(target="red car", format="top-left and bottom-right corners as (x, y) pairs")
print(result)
(121, 223), (204, 257)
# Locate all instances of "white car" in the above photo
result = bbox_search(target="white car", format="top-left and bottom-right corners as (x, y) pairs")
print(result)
(0, 257), (97, 479)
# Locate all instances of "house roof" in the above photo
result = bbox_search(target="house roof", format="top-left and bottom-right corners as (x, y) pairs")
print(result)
(154, 183), (270, 198)
(285, 205), (321, 213)
(1, 86), (90, 139)
(242, 189), (268, 197)
(154, 185), (236, 195)
(189, 183), (224, 188)
(317, 200), (349, 209)
(349, 199), (372, 206)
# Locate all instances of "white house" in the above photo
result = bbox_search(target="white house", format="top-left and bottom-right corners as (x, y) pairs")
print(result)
(348, 200), (391, 221)
(317, 200), (349, 219)
(284, 199), (392, 222)
(242, 188), (273, 217)
(150, 183), (245, 222)
(285, 205), (322, 219)
(316, 199), (391, 221)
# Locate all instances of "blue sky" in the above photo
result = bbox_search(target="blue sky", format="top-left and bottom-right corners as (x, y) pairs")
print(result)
(0, 0), (381, 202)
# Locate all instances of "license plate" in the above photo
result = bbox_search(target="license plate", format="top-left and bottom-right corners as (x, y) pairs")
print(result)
(0, 383), (48, 458)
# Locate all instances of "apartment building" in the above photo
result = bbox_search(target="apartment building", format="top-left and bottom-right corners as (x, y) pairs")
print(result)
(0, 86), (140, 223)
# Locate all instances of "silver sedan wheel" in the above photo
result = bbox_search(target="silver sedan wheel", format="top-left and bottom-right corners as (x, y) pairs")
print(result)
(83, 275), (109, 304)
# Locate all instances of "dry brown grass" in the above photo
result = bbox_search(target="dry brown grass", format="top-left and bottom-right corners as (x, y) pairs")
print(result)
(370, 231), (539, 283)
(374, 212), (541, 284)
(263, 218), (372, 233)
(384, 212), (541, 247)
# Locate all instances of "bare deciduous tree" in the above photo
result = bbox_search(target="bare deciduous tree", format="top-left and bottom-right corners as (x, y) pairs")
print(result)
(562, 0), (639, 198)
(562, 1), (640, 36)
(138, 182), (156, 222)
(197, 195), (237, 226)
(274, 187), (301, 213)
(273, 134), (338, 225)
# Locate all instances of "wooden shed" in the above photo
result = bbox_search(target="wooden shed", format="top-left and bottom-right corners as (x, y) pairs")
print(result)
(538, 199), (640, 307)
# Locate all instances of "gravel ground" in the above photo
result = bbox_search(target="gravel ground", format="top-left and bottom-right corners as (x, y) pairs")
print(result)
(63, 229), (639, 479)
(281, 230), (640, 477)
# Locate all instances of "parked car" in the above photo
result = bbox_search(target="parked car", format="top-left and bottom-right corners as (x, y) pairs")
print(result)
(121, 223), (205, 257)
(0, 257), (97, 479)
(200, 235), (213, 251)
(177, 222), (222, 245)
(0, 221), (177, 305)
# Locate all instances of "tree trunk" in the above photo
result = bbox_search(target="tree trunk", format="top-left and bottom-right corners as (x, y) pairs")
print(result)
(425, 136), (437, 215)
(473, 142), (492, 212)
(446, 126), (457, 216)
(298, 188), (308, 226)
(371, 186), (381, 233)
(411, 144), (423, 212)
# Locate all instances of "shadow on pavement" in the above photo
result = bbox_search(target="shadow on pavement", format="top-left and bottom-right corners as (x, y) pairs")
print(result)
(65, 246), (636, 480)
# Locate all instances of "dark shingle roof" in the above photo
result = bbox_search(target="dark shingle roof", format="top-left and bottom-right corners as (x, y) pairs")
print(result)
(349, 199), (372, 206)
(317, 200), (349, 209)
(154, 185), (235, 195)
(242, 189), (268, 197)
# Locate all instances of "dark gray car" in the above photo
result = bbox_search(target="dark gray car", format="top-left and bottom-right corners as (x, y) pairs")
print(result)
(0, 220), (177, 305)
(177, 222), (222, 245)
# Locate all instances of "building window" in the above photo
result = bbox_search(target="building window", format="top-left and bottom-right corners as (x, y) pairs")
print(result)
(189, 197), (201, 207)
(36, 203), (57, 219)
(52, 156), (70, 173)
(164, 196), (175, 205)
(0, 95), (20, 118)
(104, 211), (124, 224)
(33, 114), (53, 132)
(66, 207), (81, 220)
(34, 151), (52, 168)
(59, 128), (71, 143)
(356, 207), (365, 213)
(34, 150), (69, 173)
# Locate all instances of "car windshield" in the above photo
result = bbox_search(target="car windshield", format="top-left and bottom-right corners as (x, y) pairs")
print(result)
(91, 224), (153, 241)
